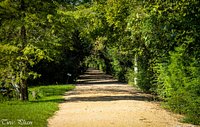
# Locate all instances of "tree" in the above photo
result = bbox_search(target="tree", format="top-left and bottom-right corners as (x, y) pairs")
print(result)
(0, 0), (60, 100)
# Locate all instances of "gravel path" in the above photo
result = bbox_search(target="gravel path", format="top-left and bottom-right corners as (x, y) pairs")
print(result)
(48, 68), (196, 127)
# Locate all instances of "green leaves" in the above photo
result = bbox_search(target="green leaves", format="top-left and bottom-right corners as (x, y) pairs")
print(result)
(0, 0), (66, 100)
(0, 44), (19, 54)
(80, 0), (200, 124)
(1, 0), (200, 121)
(22, 44), (49, 66)
(105, 0), (129, 29)
(0, 0), (18, 13)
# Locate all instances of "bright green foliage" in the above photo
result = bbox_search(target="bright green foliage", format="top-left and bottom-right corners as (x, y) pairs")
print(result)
(148, 1), (200, 124)
(0, 0), (199, 124)
(156, 45), (200, 124)
(80, 0), (200, 124)
(0, 0), (91, 100)
(85, 55), (106, 71)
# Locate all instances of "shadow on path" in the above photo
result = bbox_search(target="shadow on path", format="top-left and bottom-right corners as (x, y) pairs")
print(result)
(65, 68), (156, 102)
(66, 95), (155, 102)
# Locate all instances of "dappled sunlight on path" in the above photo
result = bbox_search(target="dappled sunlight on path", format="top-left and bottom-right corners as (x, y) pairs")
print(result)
(48, 68), (196, 127)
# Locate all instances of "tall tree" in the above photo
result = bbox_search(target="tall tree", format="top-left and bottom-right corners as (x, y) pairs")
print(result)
(0, 0), (60, 100)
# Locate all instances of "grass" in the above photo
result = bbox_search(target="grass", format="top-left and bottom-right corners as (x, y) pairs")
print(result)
(0, 84), (75, 127)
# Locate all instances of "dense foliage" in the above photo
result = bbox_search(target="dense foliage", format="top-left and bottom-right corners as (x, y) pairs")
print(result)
(83, 0), (200, 124)
(0, 0), (199, 124)
(0, 0), (91, 100)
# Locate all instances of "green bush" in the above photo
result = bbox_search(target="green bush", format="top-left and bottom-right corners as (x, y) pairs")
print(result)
(156, 45), (200, 124)
(126, 68), (136, 86)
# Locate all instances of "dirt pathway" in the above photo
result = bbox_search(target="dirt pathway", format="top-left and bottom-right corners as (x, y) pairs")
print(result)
(48, 68), (196, 127)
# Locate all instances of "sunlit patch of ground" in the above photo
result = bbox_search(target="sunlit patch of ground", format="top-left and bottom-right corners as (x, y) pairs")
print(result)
(48, 68), (197, 127)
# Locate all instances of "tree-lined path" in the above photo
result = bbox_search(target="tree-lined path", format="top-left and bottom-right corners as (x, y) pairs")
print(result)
(48, 68), (194, 127)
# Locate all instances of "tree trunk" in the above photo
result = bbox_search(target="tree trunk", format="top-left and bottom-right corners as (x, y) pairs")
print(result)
(19, 0), (28, 101)
(20, 79), (28, 100)
(18, 25), (29, 101)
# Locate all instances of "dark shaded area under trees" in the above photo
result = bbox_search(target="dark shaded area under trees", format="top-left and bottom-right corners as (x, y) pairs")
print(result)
(0, 0), (199, 125)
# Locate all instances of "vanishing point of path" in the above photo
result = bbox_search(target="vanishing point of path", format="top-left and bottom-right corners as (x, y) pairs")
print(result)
(48, 68), (196, 127)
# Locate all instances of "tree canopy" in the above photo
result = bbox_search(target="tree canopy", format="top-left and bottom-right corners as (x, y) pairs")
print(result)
(0, 0), (199, 124)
